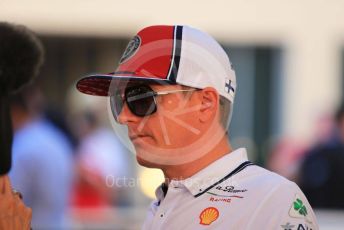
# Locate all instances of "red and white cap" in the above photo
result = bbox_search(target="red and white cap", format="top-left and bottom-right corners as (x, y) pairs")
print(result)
(76, 25), (236, 103)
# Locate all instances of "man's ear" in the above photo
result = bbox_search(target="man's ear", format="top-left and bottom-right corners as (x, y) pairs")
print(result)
(199, 87), (219, 123)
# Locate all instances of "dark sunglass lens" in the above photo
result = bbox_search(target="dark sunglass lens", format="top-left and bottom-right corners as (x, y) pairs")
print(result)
(125, 86), (157, 117)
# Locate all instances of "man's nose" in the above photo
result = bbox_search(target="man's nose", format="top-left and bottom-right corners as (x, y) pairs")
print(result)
(117, 102), (139, 124)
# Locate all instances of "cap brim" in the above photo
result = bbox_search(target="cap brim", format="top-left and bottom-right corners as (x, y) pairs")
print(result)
(76, 73), (174, 96)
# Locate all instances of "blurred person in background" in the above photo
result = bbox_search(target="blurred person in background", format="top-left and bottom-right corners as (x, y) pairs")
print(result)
(67, 90), (129, 217)
(267, 138), (307, 181)
(299, 104), (344, 209)
(44, 106), (78, 150)
(1, 21), (68, 229)
(10, 84), (74, 228)
(268, 112), (334, 181)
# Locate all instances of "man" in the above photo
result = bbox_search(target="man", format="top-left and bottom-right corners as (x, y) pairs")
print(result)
(77, 25), (318, 229)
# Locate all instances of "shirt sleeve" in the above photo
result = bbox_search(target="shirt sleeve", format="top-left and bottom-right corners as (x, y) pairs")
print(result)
(247, 181), (319, 230)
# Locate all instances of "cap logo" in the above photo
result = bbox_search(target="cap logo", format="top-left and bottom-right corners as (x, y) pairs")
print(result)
(199, 207), (219, 225)
(225, 79), (235, 94)
(119, 35), (141, 64)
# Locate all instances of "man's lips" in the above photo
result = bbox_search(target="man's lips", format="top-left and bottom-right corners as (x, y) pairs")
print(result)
(129, 134), (151, 142)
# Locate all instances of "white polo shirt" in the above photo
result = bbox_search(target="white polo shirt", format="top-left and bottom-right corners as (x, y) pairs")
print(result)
(142, 148), (318, 230)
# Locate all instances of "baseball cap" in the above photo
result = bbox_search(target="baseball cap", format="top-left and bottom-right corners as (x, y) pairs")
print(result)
(76, 25), (236, 103)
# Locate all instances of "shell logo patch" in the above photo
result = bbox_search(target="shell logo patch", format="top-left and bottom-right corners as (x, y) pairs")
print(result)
(199, 207), (219, 225)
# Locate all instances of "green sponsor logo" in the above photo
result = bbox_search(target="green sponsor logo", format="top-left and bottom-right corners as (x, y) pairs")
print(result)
(293, 198), (308, 217)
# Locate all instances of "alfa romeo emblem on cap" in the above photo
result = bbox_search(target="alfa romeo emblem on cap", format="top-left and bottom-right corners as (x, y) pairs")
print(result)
(119, 35), (141, 64)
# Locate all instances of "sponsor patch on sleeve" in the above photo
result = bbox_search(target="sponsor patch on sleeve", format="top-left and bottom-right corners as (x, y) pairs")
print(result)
(288, 194), (313, 224)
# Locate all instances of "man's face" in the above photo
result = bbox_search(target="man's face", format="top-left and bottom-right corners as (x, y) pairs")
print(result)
(116, 83), (215, 167)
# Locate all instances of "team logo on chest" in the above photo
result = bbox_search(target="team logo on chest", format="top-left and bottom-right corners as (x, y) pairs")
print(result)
(199, 207), (219, 226)
(209, 197), (231, 203)
(215, 185), (247, 193)
(205, 184), (247, 199)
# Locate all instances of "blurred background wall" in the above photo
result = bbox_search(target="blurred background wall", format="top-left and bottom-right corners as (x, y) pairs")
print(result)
(2, 0), (344, 156)
(2, 0), (344, 229)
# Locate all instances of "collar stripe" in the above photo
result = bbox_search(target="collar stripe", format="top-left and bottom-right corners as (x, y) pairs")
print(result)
(194, 161), (254, 198)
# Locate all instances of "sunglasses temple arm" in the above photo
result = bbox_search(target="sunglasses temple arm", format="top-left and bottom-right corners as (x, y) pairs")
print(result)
(155, 89), (198, 96)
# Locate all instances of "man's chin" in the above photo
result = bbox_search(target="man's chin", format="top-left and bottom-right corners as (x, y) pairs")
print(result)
(134, 143), (210, 166)
(135, 147), (173, 168)
(136, 155), (161, 168)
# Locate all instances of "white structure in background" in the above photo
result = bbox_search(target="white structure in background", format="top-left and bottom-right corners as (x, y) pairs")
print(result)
(1, 0), (343, 143)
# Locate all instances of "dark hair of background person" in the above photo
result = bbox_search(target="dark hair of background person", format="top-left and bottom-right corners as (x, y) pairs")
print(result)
(0, 22), (44, 175)
(10, 83), (78, 151)
(44, 106), (78, 149)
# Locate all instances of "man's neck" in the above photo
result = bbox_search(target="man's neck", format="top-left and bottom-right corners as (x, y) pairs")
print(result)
(162, 136), (232, 184)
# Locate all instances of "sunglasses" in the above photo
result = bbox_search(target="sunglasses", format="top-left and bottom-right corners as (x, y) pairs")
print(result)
(110, 84), (198, 121)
